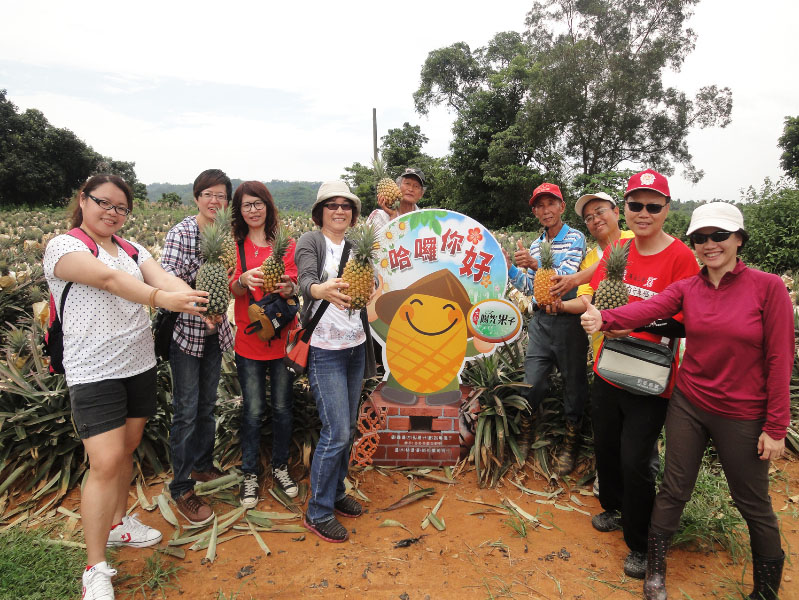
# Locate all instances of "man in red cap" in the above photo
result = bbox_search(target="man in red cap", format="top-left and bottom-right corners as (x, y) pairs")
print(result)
(585, 168), (699, 579)
(504, 182), (587, 475)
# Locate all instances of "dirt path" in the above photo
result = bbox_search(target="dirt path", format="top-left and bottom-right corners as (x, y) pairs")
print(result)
(97, 458), (799, 599)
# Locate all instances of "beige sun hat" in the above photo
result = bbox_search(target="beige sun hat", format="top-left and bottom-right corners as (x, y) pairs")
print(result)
(686, 202), (745, 235)
(313, 181), (361, 214)
(575, 191), (616, 218)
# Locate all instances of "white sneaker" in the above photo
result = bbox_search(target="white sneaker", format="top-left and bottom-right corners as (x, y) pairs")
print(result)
(82, 561), (116, 600)
(106, 513), (162, 548)
(240, 473), (259, 509)
(272, 464), (298, 498)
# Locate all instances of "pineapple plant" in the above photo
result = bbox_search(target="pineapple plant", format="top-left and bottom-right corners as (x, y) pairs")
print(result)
(196, 219), (231, 316)
(594, 241), (630, 310)
(533, 241), (556, 305)
(215, 204), (237, 271)
(259, 224), (291, 292)
(372, 155), (401, 210)
(342, 224), (378, 313)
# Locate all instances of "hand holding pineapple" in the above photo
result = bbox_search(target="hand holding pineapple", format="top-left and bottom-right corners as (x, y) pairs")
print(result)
(312, 278), (352, 311)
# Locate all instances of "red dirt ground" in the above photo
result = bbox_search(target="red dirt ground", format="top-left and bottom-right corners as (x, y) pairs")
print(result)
(64, 457), (798, 599)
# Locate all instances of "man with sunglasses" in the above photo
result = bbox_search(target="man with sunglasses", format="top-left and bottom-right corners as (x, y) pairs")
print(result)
(504, 182), (587, 475)
(585, 169), (699, 580)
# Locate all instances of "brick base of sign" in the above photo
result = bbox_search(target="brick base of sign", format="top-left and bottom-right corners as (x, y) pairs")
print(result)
(354, 382), (476, 467)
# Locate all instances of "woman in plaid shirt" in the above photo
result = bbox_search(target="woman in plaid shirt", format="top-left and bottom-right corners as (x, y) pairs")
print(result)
(161, 169), (234, 525)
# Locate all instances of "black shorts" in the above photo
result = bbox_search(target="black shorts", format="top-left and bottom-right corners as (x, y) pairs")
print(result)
(68, 366), (157, 439)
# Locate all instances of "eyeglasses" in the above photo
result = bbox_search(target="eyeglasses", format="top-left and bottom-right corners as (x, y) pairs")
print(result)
(584, 206), (612, 225)
(324, 202), (353, 212)
(689, 230), (734, 245)
(626, 200), (666, 214)
(241, 201), (266, 212)
(200, 191), (228, 201)
(88, 194), (131, 216)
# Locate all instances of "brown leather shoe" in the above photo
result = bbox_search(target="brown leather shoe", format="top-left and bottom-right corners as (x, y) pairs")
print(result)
(191, 466), (226, 483)
(175, 490), (213, 525)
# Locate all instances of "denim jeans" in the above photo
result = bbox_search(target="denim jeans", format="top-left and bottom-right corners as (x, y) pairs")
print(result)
(236, 353), (295, 474)
(306, 343), (365, 523)
(168, 335), (222, 500)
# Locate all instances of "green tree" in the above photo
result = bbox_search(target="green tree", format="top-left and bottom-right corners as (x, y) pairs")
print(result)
(778, 116), (799, 182)
(739, 179), (799, 274)
(0, 89), (146, 206)
(159, 192), (182, 208)
(380, 123), (429, 173)
(414, 0), (733, 228)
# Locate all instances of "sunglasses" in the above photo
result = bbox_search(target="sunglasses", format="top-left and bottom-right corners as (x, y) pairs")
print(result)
(324, 202), (353, 211)
(689, 230), (734, 245)
(626, 200), (666, 214)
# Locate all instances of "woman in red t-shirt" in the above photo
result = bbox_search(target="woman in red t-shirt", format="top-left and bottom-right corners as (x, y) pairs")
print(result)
(230, 181), (299, 509)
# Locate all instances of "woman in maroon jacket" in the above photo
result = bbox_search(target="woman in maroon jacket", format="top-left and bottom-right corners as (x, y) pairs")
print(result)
(581, 203), (792, 600)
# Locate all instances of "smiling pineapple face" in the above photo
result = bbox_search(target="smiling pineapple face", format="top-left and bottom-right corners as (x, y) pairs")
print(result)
(385, 293), (467, 395)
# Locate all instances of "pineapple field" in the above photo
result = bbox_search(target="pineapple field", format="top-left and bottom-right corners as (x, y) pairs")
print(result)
(1, 202), (798, 598)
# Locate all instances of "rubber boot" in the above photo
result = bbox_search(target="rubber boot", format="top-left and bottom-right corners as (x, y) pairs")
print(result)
(552, 420), (580, 476)
(748, 551), (784, 600)
(643, 530), (671, 600)
(516, 412), (536, 463)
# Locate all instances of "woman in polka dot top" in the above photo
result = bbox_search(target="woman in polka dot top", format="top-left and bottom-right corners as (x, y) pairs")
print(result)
(43, 174), (209, 600)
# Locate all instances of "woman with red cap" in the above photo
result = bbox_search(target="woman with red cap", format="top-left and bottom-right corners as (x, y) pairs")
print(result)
(582, 202), (791, 599)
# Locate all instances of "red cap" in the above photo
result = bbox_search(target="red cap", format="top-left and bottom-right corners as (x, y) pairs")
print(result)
(529, 182), (563, 206)
(624, 169), (670, 198)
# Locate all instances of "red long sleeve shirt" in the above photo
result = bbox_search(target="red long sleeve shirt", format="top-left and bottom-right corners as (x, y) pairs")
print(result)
(600, 260), (794, 439)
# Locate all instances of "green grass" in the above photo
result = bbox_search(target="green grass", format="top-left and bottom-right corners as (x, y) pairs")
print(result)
(119, 551), (182, 599)
(0, 528), (85, 600)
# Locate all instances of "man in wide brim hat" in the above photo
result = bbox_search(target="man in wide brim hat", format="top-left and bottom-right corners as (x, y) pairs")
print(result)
(375, 269), (472, 323)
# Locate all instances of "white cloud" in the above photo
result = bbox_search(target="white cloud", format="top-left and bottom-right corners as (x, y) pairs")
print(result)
(3, 0), (797, 202)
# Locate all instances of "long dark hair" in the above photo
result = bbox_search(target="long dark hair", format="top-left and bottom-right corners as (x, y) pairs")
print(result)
(70, 174), (133, 229)
(231, 181), (279, 243)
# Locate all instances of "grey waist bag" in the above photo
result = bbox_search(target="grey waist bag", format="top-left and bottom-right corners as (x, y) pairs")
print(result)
(596, 336), (677, 396)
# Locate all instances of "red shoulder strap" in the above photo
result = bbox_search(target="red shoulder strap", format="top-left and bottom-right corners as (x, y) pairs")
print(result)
(111, 235), (139, 263)
(66, 227), (99, 256)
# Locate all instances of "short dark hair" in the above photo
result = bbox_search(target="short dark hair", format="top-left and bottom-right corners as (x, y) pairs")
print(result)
(70, 174), (133, 229)
(231, 181), (279, 243)
(311, 198), (358, 228)
(193, 169), (232, 201)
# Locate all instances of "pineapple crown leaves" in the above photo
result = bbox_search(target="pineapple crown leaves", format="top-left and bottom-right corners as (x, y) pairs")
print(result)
(269, 224), (291, 259)
(604, 241), (630, 279)
(537, 241), (554, 270)
(214, 204), (233, 233)
(199, 218), (226, 262)
(347, 223), (379, 266)
(371, 155), (389, 181)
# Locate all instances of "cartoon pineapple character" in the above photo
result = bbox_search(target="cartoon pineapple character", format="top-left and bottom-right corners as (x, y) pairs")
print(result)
(533, 241), (556, 305)
(342, 224), (378, 313)
(375, 269), (472, 404)
(372, 155), (401, 210)
(594, 241), (630, 310)
(259, 224), (291, 292)
(196, 218), (231, 316)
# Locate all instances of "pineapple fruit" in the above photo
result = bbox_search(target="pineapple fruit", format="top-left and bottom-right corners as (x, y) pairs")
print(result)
(594, 241), (630, 310)
(216, 204), (236, 271)
(533, 241), (556, 305)
(342, 224), (378, 313)
(259, 225), (291, 292)
(196, 218), (231, 316)
(372, 155), (401, 210)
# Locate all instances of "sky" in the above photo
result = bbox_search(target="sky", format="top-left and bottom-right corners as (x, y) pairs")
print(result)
(1, 0), (797, 203)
